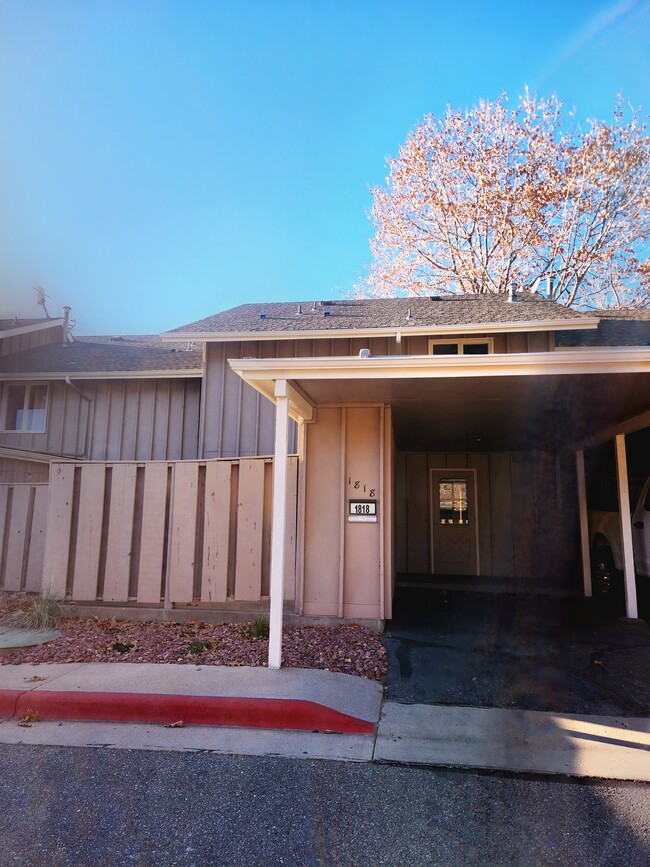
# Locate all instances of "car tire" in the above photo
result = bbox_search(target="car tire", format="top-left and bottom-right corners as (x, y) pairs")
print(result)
(591, 545), (617, 598)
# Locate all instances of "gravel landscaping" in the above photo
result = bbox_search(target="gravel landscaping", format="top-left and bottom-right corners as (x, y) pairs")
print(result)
(0, 593), (387, 682)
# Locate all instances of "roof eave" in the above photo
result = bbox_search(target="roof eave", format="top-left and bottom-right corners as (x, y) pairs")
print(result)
(229, 347), (650, 399)
(0, 318), (64, 339)
(163, 317), (601, 343)
(0, 368), (202, 381)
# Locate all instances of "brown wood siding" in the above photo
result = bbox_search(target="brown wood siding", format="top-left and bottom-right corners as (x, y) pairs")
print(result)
(0, 378), (200, 462)
(302, 405), (390, 619)
(0, 458), (49, 483)
(0, 324), (62, 357)
(395, 450), (567, 585)
(203, 342), (297, 459)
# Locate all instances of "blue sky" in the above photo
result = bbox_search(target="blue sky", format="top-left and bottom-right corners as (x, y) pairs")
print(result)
(1, 0), (649, 335)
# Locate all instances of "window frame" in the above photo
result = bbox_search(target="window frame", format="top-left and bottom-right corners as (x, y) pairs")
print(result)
(1, 382), (49, 433)
(428, 337), (494, 355)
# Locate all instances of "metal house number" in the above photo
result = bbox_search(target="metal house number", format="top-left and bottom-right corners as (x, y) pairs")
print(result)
(348, 499), (378, 523)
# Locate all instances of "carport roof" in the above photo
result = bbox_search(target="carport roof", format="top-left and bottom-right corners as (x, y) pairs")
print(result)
(229, 348), (650, 450)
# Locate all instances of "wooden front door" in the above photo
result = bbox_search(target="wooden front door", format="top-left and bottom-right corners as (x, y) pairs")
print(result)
(430, 469), (478, 575)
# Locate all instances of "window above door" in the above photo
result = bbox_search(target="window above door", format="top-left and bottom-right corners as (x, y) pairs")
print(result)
(429, 337), (494, 355)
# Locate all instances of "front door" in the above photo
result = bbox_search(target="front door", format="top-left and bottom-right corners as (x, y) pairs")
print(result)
(430, 469), (478, 575)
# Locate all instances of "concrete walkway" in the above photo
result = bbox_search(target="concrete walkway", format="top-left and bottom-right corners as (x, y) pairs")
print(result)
(1, 663), (648, 782)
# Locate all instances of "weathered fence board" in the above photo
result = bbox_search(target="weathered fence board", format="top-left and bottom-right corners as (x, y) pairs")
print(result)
(73, 465), (106, 600)
(201, 460), (231, 602)
(41, 464), (74, 595)
(137, 463), (168, 603)
(168, 461), (199, 603)
(15, 456), (300, 608)
(235, 459), (265, 601)
(103, 464), (137, 602)
(25, 485), (48, 592)
(0, 483), (49, 592)
(3, 485), (31, 591)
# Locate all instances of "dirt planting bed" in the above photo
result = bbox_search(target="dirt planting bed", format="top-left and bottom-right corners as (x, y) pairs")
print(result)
(0, 594), (387, 682)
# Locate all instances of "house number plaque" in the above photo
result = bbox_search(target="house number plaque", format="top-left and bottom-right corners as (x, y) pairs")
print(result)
(348, 499), (378, 523)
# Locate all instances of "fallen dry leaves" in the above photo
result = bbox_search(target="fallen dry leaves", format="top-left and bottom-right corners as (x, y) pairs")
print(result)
(0, 594), (387, 682)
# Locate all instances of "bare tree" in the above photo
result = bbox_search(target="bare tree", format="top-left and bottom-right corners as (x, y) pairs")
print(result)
(360, 94), (650, 308)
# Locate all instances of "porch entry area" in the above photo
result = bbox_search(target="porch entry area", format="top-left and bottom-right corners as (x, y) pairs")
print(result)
(394, 450), (567, 588)
(430, 470), (477, 575)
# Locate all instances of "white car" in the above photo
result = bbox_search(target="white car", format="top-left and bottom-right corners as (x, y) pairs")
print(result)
(590, 476), (650, 595)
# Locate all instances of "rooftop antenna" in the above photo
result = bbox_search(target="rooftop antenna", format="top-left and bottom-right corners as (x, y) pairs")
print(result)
(35, 286), (51, 318)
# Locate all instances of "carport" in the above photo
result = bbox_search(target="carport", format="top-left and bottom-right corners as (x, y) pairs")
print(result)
(230, 346), (650, 668)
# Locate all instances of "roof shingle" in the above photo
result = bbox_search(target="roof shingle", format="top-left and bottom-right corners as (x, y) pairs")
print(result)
(0, 335), (202, 375)
(167, 294), (596, 336)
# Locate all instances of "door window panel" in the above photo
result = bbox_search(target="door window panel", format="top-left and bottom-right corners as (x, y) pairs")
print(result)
(439, 479), (469, 524)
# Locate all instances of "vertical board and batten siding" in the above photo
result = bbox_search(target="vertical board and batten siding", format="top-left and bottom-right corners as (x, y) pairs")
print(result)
(394, 450), (563, 584)
(0, 378), (200, 462)
(302, 405), (391, 620)
(0, 323), (62, 357)
(0, 483), (49, 592)
(39, 457), (299, 606)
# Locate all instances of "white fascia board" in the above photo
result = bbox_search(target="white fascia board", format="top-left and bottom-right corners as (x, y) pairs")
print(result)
(0, 369), (202, 381)
(229, 347), (650, 388)
(163, 317), (600, 343)
(0, 319), (64, 340)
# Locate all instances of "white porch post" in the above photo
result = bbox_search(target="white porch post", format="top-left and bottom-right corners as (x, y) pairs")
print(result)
(576, 450), (592, 597)
(614, 433), (639, 619)
(268, 379), (289, 669)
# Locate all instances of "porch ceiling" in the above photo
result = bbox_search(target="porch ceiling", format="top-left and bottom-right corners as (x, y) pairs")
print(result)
(292, 373), (649, 451)
(229, 351), (650, 452)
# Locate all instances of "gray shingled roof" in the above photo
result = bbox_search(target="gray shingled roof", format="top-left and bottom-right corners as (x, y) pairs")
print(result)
(556, 309), (650, 347)
(0, 335), (202, 375)
(167, 294), (596, 336)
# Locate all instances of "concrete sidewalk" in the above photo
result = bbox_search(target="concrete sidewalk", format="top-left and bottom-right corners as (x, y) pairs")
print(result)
(1, 663), (648, 781)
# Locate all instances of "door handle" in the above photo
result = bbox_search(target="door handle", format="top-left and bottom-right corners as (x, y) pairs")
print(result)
(633, 521), (644, 529)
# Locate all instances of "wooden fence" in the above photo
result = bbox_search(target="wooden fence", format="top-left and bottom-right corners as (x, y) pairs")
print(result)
(0, 483), (49, 593)
(40, 457), (298, 605)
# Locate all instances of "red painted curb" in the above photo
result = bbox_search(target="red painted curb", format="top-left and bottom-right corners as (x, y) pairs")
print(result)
(0, 690), (21, 719)
(5, 690), (376, 734)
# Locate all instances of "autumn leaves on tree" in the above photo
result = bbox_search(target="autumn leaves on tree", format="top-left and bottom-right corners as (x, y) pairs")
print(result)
(362, 94), (650, 309)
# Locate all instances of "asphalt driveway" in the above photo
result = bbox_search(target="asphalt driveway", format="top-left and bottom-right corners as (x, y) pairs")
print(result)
(382, 586), (650, 716)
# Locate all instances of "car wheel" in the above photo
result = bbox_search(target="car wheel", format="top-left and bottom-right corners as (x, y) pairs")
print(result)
(592, 546), (617, 598)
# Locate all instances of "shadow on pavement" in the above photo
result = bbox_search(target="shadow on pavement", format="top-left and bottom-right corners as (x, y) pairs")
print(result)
(382, 584), (650, 715)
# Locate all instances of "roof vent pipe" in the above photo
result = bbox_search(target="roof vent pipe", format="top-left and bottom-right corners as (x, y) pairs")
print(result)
(296, 303), (304, 315)
(62, 306), (71, 346)
(507, 284), (517, 303)
(405, 307), (414, 321)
